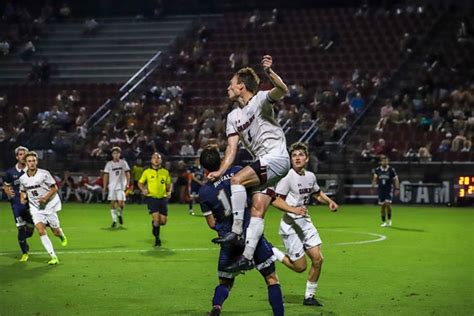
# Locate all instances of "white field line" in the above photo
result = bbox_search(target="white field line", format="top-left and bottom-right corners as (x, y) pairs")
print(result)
(0, 230), (386, 256)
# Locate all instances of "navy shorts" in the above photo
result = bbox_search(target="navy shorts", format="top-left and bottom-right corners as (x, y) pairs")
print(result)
(190, 182), (201, 195)
(11, 203), (33, 227)
(217, 234), (276, 279)
(146, 197), (168, 215)
(378, 188), (393, 204)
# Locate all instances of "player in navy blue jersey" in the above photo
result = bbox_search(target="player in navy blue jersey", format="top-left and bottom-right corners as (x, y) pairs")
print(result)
(198, 145), (284, 316)
(372, 155), (400, 227)
(2, 146), (34, 261)
(187, 158), (204, 215)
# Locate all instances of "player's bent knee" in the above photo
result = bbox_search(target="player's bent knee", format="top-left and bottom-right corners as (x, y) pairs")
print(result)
(293, 259), (307, 273)
(264, 272), (279, 286)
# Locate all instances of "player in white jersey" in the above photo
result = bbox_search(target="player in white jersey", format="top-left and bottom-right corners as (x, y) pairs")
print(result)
(103, 146), (130, 228)
(271, 143), (338, 307)
(19, 151), (68, 265)
(207, 55), (293, 272)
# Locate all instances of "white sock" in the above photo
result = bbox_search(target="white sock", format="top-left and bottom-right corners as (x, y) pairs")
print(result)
(40, 235), (56, 257)
(118, 207), (123, 216)
(243, 217), (264, 260)
(305, 281), (318, 299)
(111, 209), (117, 222)
(230, 184), (246, 234)
(272, 247), (286, 262)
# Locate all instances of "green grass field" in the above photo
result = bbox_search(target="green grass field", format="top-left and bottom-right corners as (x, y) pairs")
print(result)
(0, 202), (473, 316)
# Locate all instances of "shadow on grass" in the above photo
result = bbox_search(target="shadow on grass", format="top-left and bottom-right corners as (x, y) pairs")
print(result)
(0, 262), (52, 285)
(100, 226), (128, 231)
(389, 226), (426, 232)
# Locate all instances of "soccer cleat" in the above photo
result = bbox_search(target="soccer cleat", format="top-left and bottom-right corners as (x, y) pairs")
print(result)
(303, 296), (323, 306)
(380, 222), (388, 227)
(155, 238), (161, 247)
(48, 256), (59, 265)
(60, 234), (68, 247)
(19, 253), (29, 262)
(223, 255), (254, 272)
(208, 305), (222, 316)
(118, 215), (123, 225)
(388, 220), (392, 227)
(111, 221), (117, 228)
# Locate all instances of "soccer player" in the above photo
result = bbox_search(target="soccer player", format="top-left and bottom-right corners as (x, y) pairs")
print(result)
(3, 146), (35, 262)
(187, 158), (204, 215)
(199, 145), (284, 316)
(137, 152), (171, 247)
(207, 55), (290, 271)
(19, 151), (68, 265)
(372, 155), (399, 227)
(271, 142), (338, 307)
(103, 147), (130, 228)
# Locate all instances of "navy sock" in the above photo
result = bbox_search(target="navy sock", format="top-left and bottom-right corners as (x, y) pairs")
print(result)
(152, 223), (160, 238)
(18, 228), (29, 254)
(188, 201), (193, 211)
(212, 284), (230, 307)
(268, 284), (284, 316)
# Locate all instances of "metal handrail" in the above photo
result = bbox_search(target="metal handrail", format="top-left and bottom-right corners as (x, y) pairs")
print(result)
(119, 51), (162, 93)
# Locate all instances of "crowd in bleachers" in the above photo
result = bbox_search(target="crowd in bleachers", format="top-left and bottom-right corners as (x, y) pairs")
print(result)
(363, 14), (473, 162)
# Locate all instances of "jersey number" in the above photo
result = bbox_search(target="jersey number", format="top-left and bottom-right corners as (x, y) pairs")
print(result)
(217, 189), (232, 217)
(31, 190), (39, 197)
(115, 170), (120, 176)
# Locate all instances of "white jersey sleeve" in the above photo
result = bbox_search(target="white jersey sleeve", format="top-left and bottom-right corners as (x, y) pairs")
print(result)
(312, 173), (321, 193)
(104, 161), (112, 174)
(275, 173), (291, 197)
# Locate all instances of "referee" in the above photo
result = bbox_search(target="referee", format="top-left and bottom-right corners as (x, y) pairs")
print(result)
(138, 152), (171, 247)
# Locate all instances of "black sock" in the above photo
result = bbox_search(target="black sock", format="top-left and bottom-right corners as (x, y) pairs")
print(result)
(188, 201), (193, 211)
(152, 224), (160, 238)
(381, 215), (386, 222)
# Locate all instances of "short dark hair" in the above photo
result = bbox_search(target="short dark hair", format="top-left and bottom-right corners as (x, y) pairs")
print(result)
(236, 67), (260, 94)
(289, 142), (309, 157)
(200, 144), (221, 172)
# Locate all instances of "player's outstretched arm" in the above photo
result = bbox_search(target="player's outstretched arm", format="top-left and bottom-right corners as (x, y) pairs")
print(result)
(272, 196), (307, 216)
(207, 134), (239, 181)
(103, 172), (109, 192)
(20, 191), (28, 205)
(262, 55), (289, 102)
(314, 191), (338, 212)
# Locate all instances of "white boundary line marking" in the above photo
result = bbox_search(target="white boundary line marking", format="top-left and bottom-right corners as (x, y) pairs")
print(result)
(0, 230), (386, 256)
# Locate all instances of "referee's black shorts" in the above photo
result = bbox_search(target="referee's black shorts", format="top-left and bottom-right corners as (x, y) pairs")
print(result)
(145, 197), (168, 215)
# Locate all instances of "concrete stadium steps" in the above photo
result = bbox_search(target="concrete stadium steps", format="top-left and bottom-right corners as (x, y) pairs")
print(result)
(0, 15), (196, 83)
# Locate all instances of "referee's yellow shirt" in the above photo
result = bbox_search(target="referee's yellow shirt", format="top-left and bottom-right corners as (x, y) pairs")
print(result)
(138, 167), (171, 199)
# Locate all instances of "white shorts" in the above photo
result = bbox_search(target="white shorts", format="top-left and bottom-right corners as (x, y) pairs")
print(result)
(32, 212), (61, 228)
(279, 214), (322, 261)
(254, 153), (290, 190)
(108, 190), (126, 201)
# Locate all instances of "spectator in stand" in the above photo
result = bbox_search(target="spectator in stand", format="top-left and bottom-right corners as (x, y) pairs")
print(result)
(332, 117), (348, 140)
(61, 171), (79, 202)
(376, 100), (394, 132)
(83, 18), (100, 36)
(0, 40), (10, 55)
(91, 135), (110, 158)
(298, 113), (312, 133)
(361, 141), (377, 161)
(437, 132), (452, 153)
(84, 172), (105, 202)
(180, 140), (195, 156)
(461, 139), (472, 152)
(260, 8), (282, 28)
(244, 10), (261, 29)
(417, 145), (432, 162)
(451, 131), (467, 152)
(19, 40), (35, 60)
(350, 92), (365, 115)
(58, 3), (72, 21)
(373, 138), (387, 157)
